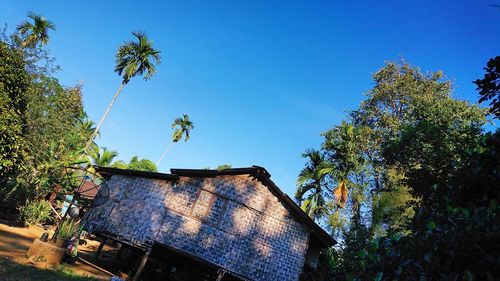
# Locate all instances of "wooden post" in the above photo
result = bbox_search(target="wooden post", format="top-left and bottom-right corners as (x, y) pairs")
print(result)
(216, 269), (226, 281)
(94, 238), (106, 259)
(132, 248), (151, 281)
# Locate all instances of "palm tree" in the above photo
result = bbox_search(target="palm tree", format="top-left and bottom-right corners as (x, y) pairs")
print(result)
(295, 148), (334, 220)
(87, 146), (126, 168)
(16, 12), (55, 48)
(82, 31), (161, 155)
(157, 114), (194, 166)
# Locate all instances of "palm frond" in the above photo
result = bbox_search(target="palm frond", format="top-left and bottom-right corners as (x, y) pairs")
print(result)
(115, 31), (161, 83)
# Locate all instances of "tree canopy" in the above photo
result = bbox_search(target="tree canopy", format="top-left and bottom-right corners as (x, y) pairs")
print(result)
(298, 60), (494, 280)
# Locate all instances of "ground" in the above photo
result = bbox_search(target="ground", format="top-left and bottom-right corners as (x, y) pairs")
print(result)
(0, 220), (111, 281)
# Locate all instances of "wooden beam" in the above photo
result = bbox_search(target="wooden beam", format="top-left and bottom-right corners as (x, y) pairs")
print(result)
(94, 238), (106, 259)
(49, 204), (62, 220)
(132, 249), (151, 281)
(216, 269), (226, 281)
(77, 257), (114, 276)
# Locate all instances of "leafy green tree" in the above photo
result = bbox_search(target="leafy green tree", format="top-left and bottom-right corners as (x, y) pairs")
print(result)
(83, 31), (161, 154)
(0, 42), (30, 189)
(320, 61), (488, 280)
(1, 22), (90, 210)
(325, 61), (484, 237)
(157, 114), (194, 166)
(216, 164), (232, 171)
(127, 156), (157, 172)
(321, 122), (373, 236)
(15, 12), (55, 49)
(474, 56), (500, 118)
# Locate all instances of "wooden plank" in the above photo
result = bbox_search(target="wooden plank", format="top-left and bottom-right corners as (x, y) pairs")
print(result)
(77, 257), (114, 276)
(216, 269), (226, 281)
(94, 238), (106, 259)
(132, 249), (151, 281)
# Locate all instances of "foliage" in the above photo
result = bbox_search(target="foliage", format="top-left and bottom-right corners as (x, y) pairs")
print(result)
(15, 11), (55, 49)
(127, 156), (157, 172)
(57, 219), (79, 240)
(114, 31), (161, 84)
(18, 200), (52, 226)
(87, 145), (125, 167)
(172, 114), (194, 142)
(157, 114), (195, 166)
(0, 15), (90, 211)
(323, 61), (484, 236)
(295, 148), (333, 220)
(0, 42), (30, 189)
(216, 164), (232, 170)
(474, 56), (500, 118)
(333, 131), (499, 280)
(298, 61), (490, 279)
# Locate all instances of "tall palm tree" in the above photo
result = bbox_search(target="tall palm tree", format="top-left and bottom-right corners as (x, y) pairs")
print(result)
(82, 31), (161, 155)
(157, 114), (194, 166)
(295, 148), (334, 220)
(16, 12), (55, 48)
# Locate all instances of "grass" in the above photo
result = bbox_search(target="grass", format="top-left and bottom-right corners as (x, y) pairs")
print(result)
(0, 257), (100, 281)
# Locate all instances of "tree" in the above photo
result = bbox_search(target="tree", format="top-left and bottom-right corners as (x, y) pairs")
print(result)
(1, 32), (90, 210)
(156, 114), (194, 166)
(295, 148), (333, 220)
(83, 31), (161, 154)
(216, 164), (232, 171)
(87, 146), (125, 168)
(16, 12), (55, 49)
(474, 56), (500, 118)
(326, 61), (484, 237)
(319, 61), (488, 280)
(127, 156), (157, 172)
(0, 42), (30, 189)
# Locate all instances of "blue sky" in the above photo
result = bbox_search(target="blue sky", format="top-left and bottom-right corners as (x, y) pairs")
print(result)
(1, 1), (499, 196)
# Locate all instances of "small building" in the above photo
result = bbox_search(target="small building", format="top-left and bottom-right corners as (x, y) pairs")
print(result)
(86, 166), (335, 281)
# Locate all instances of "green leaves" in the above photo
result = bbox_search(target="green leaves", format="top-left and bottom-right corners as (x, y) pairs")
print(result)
(171, 114), (194, 143)
(16, 12), (55, 48)
(114, 31), (161, 83)
(474, 56), (500, 118)
(295, 148), (333, 220)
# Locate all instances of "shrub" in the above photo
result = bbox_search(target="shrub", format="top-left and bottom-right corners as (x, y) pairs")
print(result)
(19, 200), (52, 226)
(57, 219), (79, 240)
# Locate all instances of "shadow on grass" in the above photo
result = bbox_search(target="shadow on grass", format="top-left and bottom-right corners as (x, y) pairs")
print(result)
(0, 257), (99, 281)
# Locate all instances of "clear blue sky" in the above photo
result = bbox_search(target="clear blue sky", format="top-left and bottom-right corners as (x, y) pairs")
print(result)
(1, 1), (499, 196)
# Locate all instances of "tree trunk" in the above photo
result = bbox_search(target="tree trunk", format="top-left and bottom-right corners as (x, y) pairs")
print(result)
(82, 82), (126, 156)
(156, 141), (174, 167)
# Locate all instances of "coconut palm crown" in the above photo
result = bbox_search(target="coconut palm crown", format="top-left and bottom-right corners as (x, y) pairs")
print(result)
(114, 31), (161, 84)
(172, 114), (194, 142)
(295, 148), (333, 220)
(16, 12), (55, 48)
(156, 114), (195, 167)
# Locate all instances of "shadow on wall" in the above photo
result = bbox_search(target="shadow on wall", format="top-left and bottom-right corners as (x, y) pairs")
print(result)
(88, 173), (314, 281)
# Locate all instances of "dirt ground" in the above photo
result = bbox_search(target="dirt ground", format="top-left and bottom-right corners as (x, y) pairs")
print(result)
(0, 220), (112, 280)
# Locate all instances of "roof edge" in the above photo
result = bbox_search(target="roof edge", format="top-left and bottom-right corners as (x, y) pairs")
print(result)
(95, 166), (178, 181)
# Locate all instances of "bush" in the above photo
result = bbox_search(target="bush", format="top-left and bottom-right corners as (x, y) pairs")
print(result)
(57, 219), (79, 240)
(19, 200), (52, 226)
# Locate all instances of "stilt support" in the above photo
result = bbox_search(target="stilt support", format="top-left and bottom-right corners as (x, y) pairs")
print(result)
(216, 269), (226, 281)
(132, 248), (151, 281)
(94, 238), (107, 259)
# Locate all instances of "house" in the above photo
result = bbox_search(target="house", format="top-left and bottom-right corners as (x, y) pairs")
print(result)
(86, 166), (335, 281)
